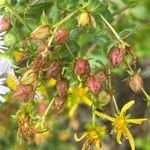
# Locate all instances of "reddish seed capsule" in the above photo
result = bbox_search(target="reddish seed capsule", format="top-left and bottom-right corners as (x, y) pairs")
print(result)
(0, 18), (11, 32)
(12, 85), (34, 102)
(74, 58), (90, 76)
(56, 78), (69, 98)
(46, 61), (62, 80)
(129, 73), (143, 93)
(109, 46), (123, 67)
(37, 43), (47, 52)
(87, 75), (101, 95)
(54, 95), (66, 112)
(55, 29), (69, 43)
(38, 101), (48, 114)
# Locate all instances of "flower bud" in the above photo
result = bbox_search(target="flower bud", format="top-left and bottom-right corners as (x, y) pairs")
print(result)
(96, 70), (107, 83)
(109, 46), (123, 67)
(74, 58), (90, 76)
(30, 24), (50, 40)
(129, 73), (143, 93)
(87, 75), (101, 95)
(4, 32), (17, 47)
(78, 12), (90, 27)
(13, 85), (34, 102)
(54, 95), (66, 112)
(20, 69), (37, 86)
(38, 101), (48, 114)
(0, 18), (11, 32)
(98, 90), (111, 108)
(46, 61), (62, 80)
(55, 29), (69, 43)
(56, 78), (69, 98)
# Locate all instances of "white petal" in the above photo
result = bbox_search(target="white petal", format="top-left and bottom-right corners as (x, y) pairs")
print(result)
(0, 85), (10, 94)
(0, 49), (5, 53)
(0, 32), (6, 36)
(0, 41), (5, 45)
(0, 95), (6, 103)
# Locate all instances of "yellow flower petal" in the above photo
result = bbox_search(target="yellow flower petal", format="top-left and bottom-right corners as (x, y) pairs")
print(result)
(126, 128), (135, 150)
(95, 139), (101, 148)
(69, 103), (79, 118)
(6, 75), (18, 90)
(95, 111), (115, 122)
(82, 96), (92, 106)
(116, 131), (122, 144)
(74, 132), (88, 142)
(120, 100), (135, 115)
(127, 118), (147, 124)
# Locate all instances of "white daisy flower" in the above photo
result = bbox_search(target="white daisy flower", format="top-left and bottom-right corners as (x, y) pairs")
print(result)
(0, 15), (9, 53)
(0, 57), (17, 103)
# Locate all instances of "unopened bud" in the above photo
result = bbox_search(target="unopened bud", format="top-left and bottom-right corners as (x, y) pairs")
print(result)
(46, 61), (62, 80)
(74, 58), (90, 76)
(54, 95), (66, 112)
(55, 29), (69, 43)
(87, 75), (101, 95)
(129, 73), (143, 93)
(78, 12), (90, 27)
(13, 85), (34, 102)
(56, 78), (69, 98)
(0, 18), (11, 32)
(109, 46), (123, 67)
(30, 24), (50, 40)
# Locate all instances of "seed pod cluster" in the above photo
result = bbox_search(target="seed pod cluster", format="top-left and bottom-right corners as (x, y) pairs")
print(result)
(12, 85), (34, 102)
(0, 18), (11, 32)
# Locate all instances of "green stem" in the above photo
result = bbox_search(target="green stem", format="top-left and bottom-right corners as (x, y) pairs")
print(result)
(6, 4), (32, 32)
(108, 68), (120, 114)
(42, 98), (55, 121)
(53, 10), (78, 28)
(53, 2), (89, 28)
(100, 13), (122, 42)
(65, 44), (75, 58)
(141, 87), (150, 102)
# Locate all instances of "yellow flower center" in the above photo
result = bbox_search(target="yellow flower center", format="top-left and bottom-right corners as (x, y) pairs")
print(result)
(73, 87), (88, 100)
(114, 116), (127, 132)
(6, 75), (18, 90)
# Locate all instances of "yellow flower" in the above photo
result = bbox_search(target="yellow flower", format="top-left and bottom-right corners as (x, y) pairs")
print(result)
(67, 84), (92, 118)
(74, 125), (106, 150)
(95, 100), (147, 150)
(6, 75), (18, 90)
(12, 49), (24, 62)
(46, 78), (57, 87)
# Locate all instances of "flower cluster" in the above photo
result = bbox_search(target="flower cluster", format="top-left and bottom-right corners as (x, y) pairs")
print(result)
(0, 0), (149, 149)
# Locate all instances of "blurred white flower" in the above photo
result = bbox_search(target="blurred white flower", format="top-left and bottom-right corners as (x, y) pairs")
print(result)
(0, 57), (17, 103)
(0, 15), (8, 53)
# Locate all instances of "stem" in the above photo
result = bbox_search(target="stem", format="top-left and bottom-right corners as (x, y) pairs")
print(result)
(108, 68), (120, 113)
(53, 2), (89, 28)
(99, 13), (122, 42)
(123, 59), (134, 74)
(53, 10), (78, 28)
(42, 98), (55, 121)
(141, 87), (150, 102)
(6, 4), (32, 32)
(65, 44), (75, 58)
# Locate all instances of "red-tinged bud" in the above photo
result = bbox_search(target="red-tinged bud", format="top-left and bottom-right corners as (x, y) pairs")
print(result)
(54, 95), (66, 112)
(33, 54), (47, 73)
(37, 43), (54, 53)
(46, 61), (62, 80)
(56, 78), (69, 98)
(129, 73), (143, 93)
(109, 46), (123, 67)
(96, 70), (107, 83)
(30, 24), (50, 40)
(0, 18), (11, 32)
(13, 85), (34, 102)
(87, 75), (101, 95)
(38, 101), (48, 114)
(55, 29), (69, 43)
(74, 58), (90, 76)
